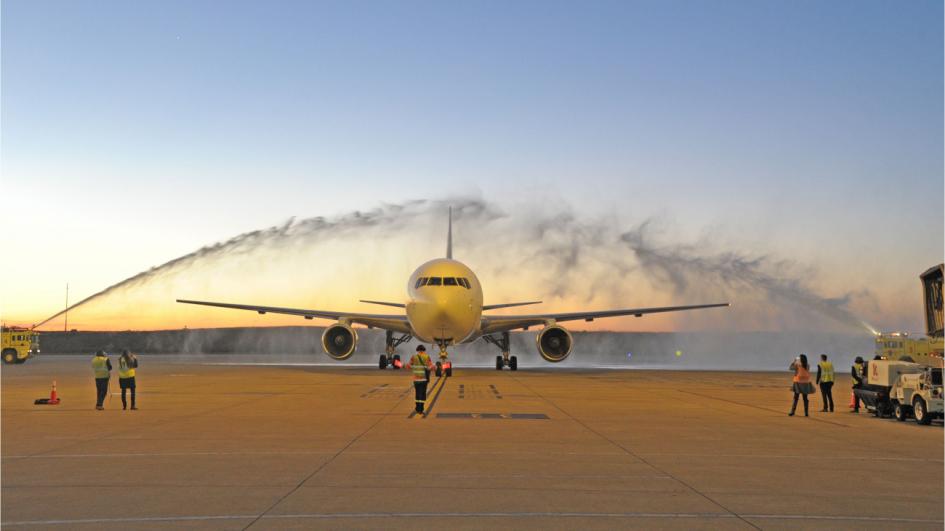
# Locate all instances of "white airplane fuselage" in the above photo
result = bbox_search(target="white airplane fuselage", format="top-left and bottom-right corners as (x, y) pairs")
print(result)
(406, 258), (483, 345)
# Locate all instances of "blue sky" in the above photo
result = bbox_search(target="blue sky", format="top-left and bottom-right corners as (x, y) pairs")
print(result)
(2, 1), (942, 329)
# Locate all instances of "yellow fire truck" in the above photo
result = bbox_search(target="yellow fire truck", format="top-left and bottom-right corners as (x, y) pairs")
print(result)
(874, 264), (944, 367)
(1, 326), (40, 364)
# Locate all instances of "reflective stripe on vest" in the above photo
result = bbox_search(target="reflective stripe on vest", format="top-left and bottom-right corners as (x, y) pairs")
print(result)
(118, 357), (136, 379)
(853, 362), (864, 383)
(411, 353), (430, 379)
(818, 361), (834, 382)
(92, 356), (109, 378)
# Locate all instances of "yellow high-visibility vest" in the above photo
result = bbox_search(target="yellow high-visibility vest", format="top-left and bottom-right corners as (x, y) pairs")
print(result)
(91, 356), (110, 378)
(818, 361), (835, 383)
(118, 356), (136, 378)
(852, 362), (865, 386)
(410, 353), (431, 380)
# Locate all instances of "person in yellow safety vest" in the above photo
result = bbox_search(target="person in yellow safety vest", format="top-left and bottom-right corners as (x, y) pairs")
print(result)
(91, 350), (112, 410)
(405, 345), (435, 414)
(118, 350), (139, 411)
(850, 356), (865, 413)
(816, 354), (835, 412)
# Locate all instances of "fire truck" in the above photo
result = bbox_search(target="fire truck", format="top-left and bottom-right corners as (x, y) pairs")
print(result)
(873, 264), (944, 367)
(1, 326), (40, 364)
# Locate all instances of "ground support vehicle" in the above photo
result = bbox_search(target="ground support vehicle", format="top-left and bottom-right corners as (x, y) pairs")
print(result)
(1, 326), (40, 364)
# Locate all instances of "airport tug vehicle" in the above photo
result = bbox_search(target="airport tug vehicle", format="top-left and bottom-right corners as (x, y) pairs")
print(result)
(2, 326), (40, 364)
(854, 360), (943, 425)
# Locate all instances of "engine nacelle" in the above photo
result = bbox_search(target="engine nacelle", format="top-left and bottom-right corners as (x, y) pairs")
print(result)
(537, 325), (572, 362)
(321, 323), (358, 360)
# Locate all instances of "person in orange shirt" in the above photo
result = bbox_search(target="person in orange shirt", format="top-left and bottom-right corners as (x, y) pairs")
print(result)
(789, 353), (815, 417)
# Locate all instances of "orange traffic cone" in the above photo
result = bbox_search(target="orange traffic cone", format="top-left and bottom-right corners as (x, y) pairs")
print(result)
(34, 380), (60, 405)
(848, 391), (855, 409)
(49, 381), (60, 404)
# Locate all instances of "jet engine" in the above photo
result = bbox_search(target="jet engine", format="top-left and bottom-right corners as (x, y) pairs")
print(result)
(321, 323), (357, 360)
(536, 325), (572, 362)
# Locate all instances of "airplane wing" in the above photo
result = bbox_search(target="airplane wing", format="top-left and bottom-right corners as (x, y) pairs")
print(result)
(479, 303), (729, 335)
(176, 299), (413, 334)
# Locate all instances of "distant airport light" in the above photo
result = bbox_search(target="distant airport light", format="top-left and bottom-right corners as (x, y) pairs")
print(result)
(627, 352), (632, 360)
(675, 350), (682, 357)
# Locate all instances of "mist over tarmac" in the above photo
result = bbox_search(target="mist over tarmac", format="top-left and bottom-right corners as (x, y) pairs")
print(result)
(35, 197), (881, 369)
(40, 327), (871, 372)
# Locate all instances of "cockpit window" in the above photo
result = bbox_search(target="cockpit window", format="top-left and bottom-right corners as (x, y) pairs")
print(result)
(444, 277), (457, 286)
(427, 277), (442, 286)
(458, 278), (470, 289)
(414, 277), (425, 289)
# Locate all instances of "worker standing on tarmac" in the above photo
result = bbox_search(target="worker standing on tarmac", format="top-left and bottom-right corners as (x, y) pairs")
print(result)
(118, 350), (139, 410)
(405, 345), (435, 414)
(91, 350), (112, 410)
(788, 354), (814, 417)
(850, 356), (865, 413)
(816, 354), (835, 412)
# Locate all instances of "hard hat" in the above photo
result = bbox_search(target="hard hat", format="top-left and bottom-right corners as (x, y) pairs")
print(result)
(416, 345), (426, 352)
(854, 356), (864, 363)
(96, 350), (106, 356)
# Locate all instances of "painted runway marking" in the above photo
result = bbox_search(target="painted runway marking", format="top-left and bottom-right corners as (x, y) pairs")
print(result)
(4, 512), (941, 527)
(489, 384), (503, 399)
(360, 383), (389, 398)
(407, 375), (444, 419)
(422, 375), (448, 418)
(436, 412), (549, 420)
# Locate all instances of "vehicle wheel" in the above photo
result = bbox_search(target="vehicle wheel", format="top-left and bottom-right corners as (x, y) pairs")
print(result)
(509, 356), (518, 371)
(496, 356), (503, 371)
(435, 361), (442, 377)
(378, 354), (388, 370)
(913, 398), (932, 425)
(893, 401), (908, 422)
(2, 349), (17, 365)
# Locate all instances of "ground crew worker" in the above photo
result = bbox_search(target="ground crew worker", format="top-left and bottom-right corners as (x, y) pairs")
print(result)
(118, 350), (139, 410)
(850, 356), (865, 413)
(405, 345), (435, 414)
(91, 350), (112, 410)
(788, 354), (814, 417)
(816, 354), (835, 412)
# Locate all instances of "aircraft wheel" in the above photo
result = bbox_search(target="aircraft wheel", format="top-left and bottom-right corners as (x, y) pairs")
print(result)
(495, 356), (503, 371)
(378, 354), (388, 370)
(913, 398), (931, 425)
(893, 401), (908, 422)
(445, 365), (452, 377)
(435, 361), (442, 377)
(2, 349), (17, 365)
(509, 356), (518, 371)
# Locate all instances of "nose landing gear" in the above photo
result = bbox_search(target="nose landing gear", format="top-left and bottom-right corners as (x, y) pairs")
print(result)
(378, 331), (412, 370)
(484, 332), (517, 371)
(435, 340), (453, 377)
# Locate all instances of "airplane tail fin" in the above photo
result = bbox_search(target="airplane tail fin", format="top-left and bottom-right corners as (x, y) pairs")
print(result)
(446, 206), (453, 259)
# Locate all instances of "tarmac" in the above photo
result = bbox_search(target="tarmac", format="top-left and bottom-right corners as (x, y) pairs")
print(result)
(2, 355), (942, 530)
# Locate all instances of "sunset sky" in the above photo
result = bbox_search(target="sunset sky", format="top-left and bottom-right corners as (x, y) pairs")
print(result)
(2, 1), (942, 334)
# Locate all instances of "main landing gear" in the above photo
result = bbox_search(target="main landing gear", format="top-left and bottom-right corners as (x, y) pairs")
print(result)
(434, 340), (453, 377)
(378, 331), (412, 370)
(483, 332), (517, 371)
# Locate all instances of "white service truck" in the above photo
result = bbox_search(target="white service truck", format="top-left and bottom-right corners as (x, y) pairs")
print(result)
(855, 359), (943, 425)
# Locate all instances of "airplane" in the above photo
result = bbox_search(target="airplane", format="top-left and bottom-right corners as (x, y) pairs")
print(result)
(177, 208), (728, 376)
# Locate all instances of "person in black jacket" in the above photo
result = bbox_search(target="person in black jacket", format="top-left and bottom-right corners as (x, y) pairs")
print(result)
(850, 356), (865, 413)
